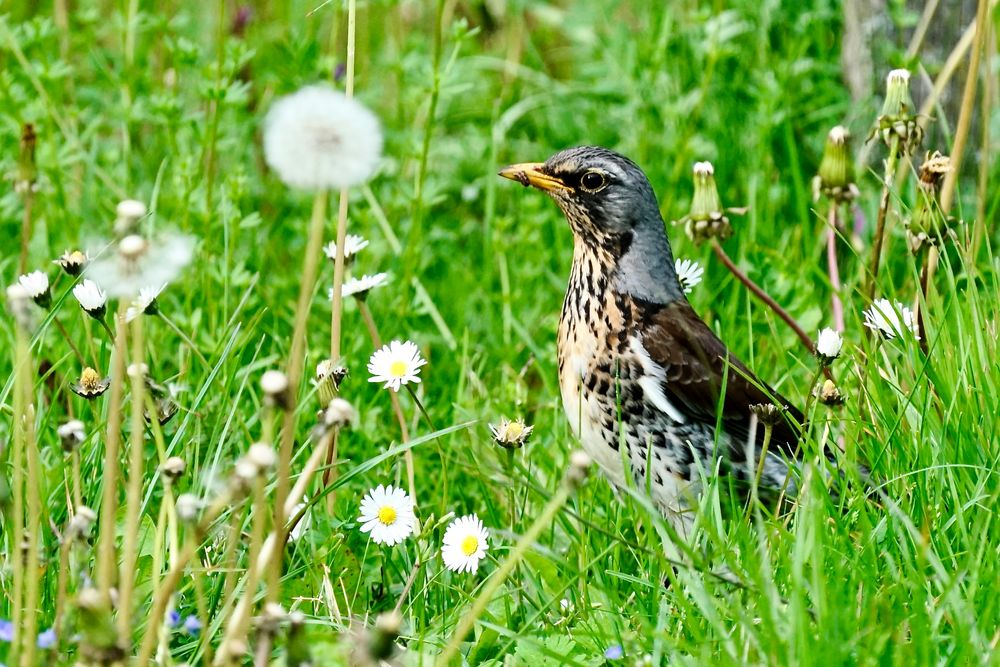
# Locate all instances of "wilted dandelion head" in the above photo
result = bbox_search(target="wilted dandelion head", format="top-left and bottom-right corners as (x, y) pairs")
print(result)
(263, 85), (383, 191)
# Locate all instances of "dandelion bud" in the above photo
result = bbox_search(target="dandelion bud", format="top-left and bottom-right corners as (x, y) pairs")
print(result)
(565, 450), (592, 489)
(489, 417), (533, 449)
(368, 610), (402, 661)
(815, 379), (845, 407)
(261, 369), (290, 409)
(286, 612), (312, 667)
(874, 69), (923, 153)
(6, 284), (34, 331)
(75, 588), (124, 664)
(55, 250), (89, 276)
(815, 327), (844, 365)
(175, 493), (201, 523)
(71, 367), (111, 399)
(257, 603), (286, 635)
(161, 456), (186, 482)
(323, 398), (357, 429)
(813, 126), (858, 203)
(18, 270), (51, 309)
(906, 152), (954, 252)
(16, 123), (37, 195)
(749, 403), (784, 427)
(67, 505), (97, 542)
(73, 280), (108, 320)
(57, 419), (86, 452)
(673, 161), (741, 244)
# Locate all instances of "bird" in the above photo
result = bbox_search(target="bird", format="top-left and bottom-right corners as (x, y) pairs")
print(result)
(499, 146), (807, 538)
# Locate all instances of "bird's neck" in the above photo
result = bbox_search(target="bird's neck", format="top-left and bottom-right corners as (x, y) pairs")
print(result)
(571, 223), (683, 305)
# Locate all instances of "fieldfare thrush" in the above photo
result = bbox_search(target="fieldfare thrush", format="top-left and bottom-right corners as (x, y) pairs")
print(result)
(500, 146), (806, 537)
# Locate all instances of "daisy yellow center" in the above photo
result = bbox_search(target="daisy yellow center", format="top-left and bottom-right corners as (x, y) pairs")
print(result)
(389, 360), (408, 377)
(80, 368), (100, 390)
(377, 505), (397, 525)
(460, 535), (479, 556)
(505, 422), (524, 439)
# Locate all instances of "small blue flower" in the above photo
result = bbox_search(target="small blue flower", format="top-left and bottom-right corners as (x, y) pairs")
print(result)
(167, 610), (181, 628)
(0, 619), (14, 643)
(604, 644), (624, 660)
(183, 615), (202, 636)
(36, 628), (56, 649)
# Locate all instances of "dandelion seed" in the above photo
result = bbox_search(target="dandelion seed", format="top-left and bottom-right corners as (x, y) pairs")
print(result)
(57, 419), (86, 452)
(323, 235), (369, 262)
(18, 270), (51, 308)
(333, 272), (390, 300)
(357, 485), (416, 546)
(367, 340), (426, 392)
(863, 299), (919, 340)
(87, 234), (193, 298)
(815, 327), (844, 363)
(71, 367), (111, 399)
(73, 280), (108, 320)
(441, 514), (489, 574)
(489, 417), (533, 449)
(55, 250), (89, 276)
(674, 258), (704, 294)
(125, 284), (166, 322)
(263, 84), (383, 190)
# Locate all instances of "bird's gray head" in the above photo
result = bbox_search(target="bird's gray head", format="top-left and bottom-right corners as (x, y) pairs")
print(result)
(500, 146), (684, 303)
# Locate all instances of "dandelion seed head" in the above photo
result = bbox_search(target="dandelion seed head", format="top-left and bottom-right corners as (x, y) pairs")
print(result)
(87, 234), (193, 298)
(264, 85), (383, 190)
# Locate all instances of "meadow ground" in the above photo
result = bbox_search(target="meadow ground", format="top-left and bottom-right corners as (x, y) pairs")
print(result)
(2, 1), (1000, 665)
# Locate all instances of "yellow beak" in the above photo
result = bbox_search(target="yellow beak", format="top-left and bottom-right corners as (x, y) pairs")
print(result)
(498, 162), (571, 192)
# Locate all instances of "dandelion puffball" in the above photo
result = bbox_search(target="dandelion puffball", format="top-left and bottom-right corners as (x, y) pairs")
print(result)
(263, 85), (383, 191)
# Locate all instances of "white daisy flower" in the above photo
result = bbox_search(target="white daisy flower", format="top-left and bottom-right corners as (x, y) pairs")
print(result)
(441, 514), (489, 574)
(367, 340), (427, 392)
(357, 485), (416, 546)
(263, 85), (383, 191)
(72, 280), (107, 318)
(323, 235), (370, 262)
(125, 284), (166, 322)
(863, 299), (920, 340)
(289, 499), (312, 541)
(18, 270), (51, 306)
(57, 419), (86, 451)
(815, 327), (843, 362)
(674, 258), (704, 294)
(331, 272), (390, 300)
(87, 234), (193, 298)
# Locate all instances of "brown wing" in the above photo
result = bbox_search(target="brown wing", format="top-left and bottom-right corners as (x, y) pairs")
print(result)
(638, 299), (804, 463)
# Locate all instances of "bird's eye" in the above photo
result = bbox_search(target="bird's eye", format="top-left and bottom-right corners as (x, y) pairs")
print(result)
(580, 170), (607, 192)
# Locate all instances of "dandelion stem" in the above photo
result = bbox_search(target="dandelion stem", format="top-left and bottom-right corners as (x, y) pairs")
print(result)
(710, 239), (817, 356)
(97, 308), (127, 607)
(218, 476), (267, 663)
(329, 0), (357, 363)
(358, 300), (416, 496)
(436, 482), (574, 667)
(118, 315), (146, 644)
(21, 349), (42, 665)
(18, 182), (34, 275)
(393, 560), (424, 615)
(8, 326), (26, 667)
(158, 311), (210, 367)
(866, 136), (900, 301)
(826, 204), (845, 332)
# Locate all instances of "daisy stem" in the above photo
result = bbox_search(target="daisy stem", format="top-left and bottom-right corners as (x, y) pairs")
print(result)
(917, 249), (931, 355)
(118, 315), (146, 644)
(98, 316), (116, 342)
(865, 135), (900, 301)
(826, 204), (845, 332)
(358, 300), (416, 497)
(97, 307), (127, 608)
(405, 384), (435, 431)
(329, 0), (357, 363)
(393, 560), (424, 615)
(71, 448), (83, 508)
(53, 532), (72, 652)
(53, 316), (88, 366)
(273, 189), (328, 603)
(158, 312), (210, 367)
(753, 422), (774, 500)
(710, 239), (821, 364)
(436, 481), (574, 667)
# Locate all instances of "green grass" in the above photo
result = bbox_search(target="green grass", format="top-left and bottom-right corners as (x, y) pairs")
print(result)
(2, 1), (999, 665)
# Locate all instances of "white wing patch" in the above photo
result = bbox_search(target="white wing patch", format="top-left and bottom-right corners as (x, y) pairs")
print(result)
(630, 336), (687, 424)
